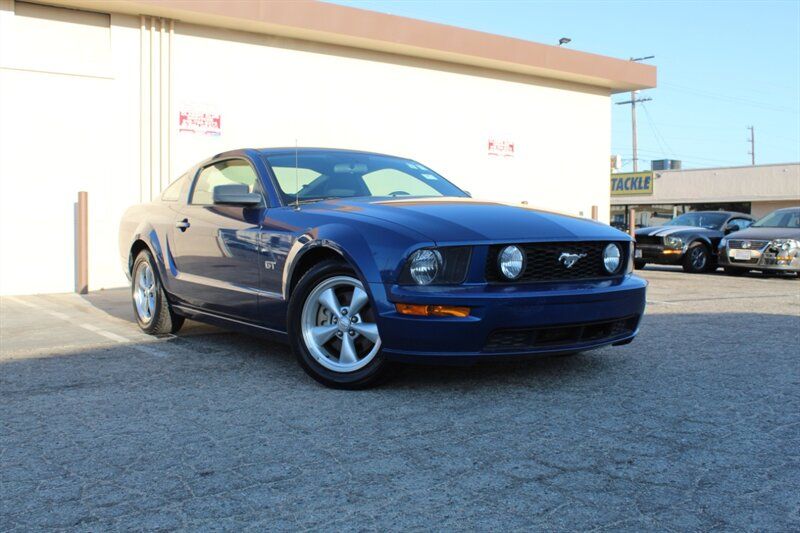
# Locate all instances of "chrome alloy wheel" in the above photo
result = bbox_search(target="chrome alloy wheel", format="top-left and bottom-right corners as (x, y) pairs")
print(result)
(689, 246), (707, 270)
(300, 276), (381, 373)
(133, 261), (156, 324)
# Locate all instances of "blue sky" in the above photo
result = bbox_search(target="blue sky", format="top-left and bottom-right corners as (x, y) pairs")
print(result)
(329, 0), (800, 170)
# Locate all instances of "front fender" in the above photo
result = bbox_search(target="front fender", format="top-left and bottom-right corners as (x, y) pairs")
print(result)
(282, 222), (432, 300)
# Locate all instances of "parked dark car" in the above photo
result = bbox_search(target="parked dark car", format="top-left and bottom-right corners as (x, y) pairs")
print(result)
(634, 211), (754, 273)
(120, 148), (646, 388)
(718, 207), (800, 277)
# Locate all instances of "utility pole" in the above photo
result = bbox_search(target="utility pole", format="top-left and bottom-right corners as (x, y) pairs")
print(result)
(747, 126), (755, 165)
(615, 56), (654, 172)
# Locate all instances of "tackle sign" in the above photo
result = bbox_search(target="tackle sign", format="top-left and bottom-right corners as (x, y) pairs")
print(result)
(610, 172), (653, 196)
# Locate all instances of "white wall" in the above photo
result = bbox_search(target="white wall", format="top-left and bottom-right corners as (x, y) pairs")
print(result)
(0, 4), (613, 296)
(171, 24), (611, 221)
(0, 1), (140, 295)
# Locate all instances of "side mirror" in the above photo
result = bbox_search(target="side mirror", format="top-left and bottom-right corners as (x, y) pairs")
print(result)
(725, 223), (740, 234)
(212, 184), (262, 206)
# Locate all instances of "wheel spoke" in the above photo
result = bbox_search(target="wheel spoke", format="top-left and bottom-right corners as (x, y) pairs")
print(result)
(145, 267), (154, 289)
(148, 293), (155, 316)
(317, 288), (342, 318)
(348, 287), (369, 316)
(351, 322), (378, 343)
(339, 334), (358, 364)
(310, 325), (337, 346)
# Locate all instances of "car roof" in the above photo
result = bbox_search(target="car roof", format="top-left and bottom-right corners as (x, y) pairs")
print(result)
(684, 210), (753, 218)
(257, 147), (405, 159)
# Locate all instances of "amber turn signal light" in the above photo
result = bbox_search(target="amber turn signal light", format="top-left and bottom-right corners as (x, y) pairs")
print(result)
(396, 303), (471, 317)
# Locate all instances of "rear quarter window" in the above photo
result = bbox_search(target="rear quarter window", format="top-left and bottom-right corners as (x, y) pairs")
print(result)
(161, 175), (187, 202)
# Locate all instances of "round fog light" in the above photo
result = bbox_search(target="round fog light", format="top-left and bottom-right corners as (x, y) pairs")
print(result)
(603, 243), (622, 273)
(498, 245), (525, 279)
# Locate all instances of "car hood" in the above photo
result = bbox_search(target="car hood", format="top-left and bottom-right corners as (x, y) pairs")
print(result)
(725, 226), (800, 240)
(307, 197), (628, 243)
(636, 225), (720, 238)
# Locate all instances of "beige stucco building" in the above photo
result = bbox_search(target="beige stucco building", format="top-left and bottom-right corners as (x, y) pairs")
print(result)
(0, 0), (655, 295)
(610, 163), (800, 228)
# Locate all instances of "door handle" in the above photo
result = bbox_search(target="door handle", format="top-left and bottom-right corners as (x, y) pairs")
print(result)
(175, 218), (190, 231)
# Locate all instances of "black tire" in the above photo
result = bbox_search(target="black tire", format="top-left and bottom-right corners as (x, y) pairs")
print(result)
(633, 259), (647, 270)
(131, 250), (185, 335)
(724, 267), (747, 276)
(682, 242), (711, 274)
(287, 259), (391, 389)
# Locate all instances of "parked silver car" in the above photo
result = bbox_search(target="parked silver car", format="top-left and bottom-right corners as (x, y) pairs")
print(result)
(718, 207), (800, 277)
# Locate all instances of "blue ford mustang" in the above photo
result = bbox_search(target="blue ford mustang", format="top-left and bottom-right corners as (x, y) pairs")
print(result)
(120, 148), (646, 388)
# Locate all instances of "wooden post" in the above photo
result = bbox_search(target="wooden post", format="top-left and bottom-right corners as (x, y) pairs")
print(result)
(628, 207), (636, 238)
(77, 191), (88, 294)
(591, 205), (599, 221)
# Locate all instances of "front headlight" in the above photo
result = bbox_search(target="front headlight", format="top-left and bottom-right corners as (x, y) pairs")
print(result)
(408, 249), (441, 285)
(770, 239), (800, 252)
(719, 237), (728, 249)
(603, 243), (622, 273)
(664, 236), (684, 249)
(400, 247), (471, 285)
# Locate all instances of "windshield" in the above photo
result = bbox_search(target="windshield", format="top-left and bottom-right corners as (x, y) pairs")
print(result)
(665, 212), (729, 230)
(263, 151), (467, 204)
(752, 209), (800, 228)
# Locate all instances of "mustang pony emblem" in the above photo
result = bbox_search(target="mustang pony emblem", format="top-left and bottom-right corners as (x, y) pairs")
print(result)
(558, 252), (587, 269)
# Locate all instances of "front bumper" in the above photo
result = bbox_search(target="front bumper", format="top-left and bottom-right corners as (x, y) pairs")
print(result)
(635, 243), (684, 265)
(718, 246), (800, 272)
(368, 275), (647, 361)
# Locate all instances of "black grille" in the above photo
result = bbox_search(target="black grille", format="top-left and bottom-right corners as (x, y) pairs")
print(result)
(484, 316), (639, 352)
(728, 240), (769, 250)
(486, 241), (627, 283)
(635, 235), (662, 245)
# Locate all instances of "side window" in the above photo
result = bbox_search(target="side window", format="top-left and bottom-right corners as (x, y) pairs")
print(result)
(161, 174), (187, 202)
(362, 169), (440, 197)
(191, 159), (260, 205)
(730, 218), (752, 229)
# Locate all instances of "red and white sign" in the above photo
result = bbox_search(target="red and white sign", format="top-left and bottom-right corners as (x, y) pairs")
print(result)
(178, 107), (221, 136)
(488, 139), (515, 158)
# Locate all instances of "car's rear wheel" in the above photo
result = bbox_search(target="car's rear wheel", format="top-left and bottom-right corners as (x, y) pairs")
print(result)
(131, 250), (184, 335)
(288, 260), (390, 389)
(682, 242), (710, 273)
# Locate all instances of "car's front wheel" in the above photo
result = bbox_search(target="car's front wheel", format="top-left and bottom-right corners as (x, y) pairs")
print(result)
(287, 260), (390, 389)
(633, 259), (647, 270)
(682, 242), (711, 273)
(131, 249), (184, 335)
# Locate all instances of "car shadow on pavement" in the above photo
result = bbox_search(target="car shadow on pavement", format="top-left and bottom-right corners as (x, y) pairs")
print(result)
(639, 265), (799, 280)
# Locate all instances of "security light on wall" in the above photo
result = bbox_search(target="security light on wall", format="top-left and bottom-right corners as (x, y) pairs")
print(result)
(558, 38), (571, 46)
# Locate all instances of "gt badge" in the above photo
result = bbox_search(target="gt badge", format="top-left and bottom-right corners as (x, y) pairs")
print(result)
(558, 252), (587, 269)
(264, 261), (277, 270)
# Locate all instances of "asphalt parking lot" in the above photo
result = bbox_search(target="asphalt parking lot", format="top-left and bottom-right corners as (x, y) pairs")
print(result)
(1, 267), (798, 531)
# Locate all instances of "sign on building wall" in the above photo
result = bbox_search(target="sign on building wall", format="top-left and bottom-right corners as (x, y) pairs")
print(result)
(178, 105), (221, 136)
(611, 171), (653, 196)
(488, 139), (515, 158)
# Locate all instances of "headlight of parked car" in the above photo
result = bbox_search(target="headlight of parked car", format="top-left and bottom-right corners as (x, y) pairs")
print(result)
(664, 236), (683, 249)
(603, 243), (622, 273)
(770, 239), (799, 252)
(399, 247), (471, 285)
(719, 237), (728, 249)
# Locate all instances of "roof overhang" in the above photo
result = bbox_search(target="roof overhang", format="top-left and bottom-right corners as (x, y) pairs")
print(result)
(41, 0), (656, 93)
